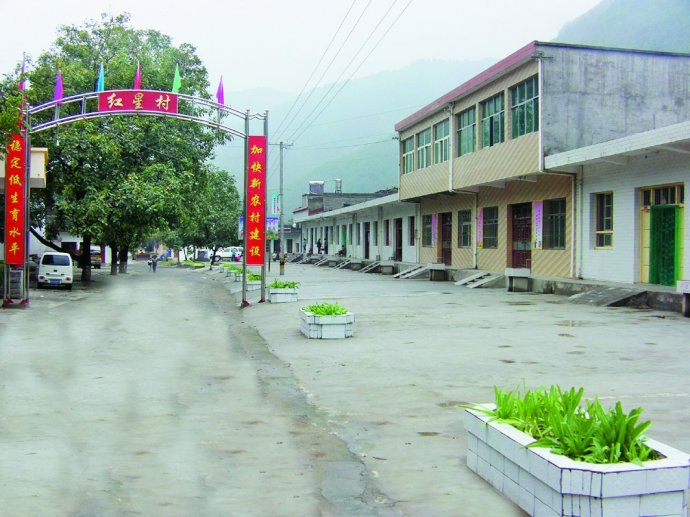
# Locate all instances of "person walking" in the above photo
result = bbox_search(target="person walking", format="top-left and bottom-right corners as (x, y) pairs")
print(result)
(316, 239), (322, 254)
(151, 255), (158, 273)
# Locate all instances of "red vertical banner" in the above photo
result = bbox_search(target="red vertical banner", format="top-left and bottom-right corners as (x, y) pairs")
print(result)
(4, 134), (26, 266)
(246, 135), (266, 266)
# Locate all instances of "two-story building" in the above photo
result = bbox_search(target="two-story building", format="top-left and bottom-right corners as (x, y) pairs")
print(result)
(395, 41), (690, 287)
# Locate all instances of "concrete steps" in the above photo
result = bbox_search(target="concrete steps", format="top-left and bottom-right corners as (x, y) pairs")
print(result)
(568, 287), (647, 307)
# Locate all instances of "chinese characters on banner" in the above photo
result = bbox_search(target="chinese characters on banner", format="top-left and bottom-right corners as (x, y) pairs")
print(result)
(246, 136), (267, 265)
(476, 208), (484, 249)
(533, 200), (543, 250)
(98, 90), (179, 114)
(4, 134), (26, 265)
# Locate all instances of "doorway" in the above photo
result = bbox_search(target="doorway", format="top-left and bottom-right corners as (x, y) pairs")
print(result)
(640, 184), (684, 285)
(394, 218), (403, 261)
(440, 212), (452, 265)
(364, 222), (371, 259)
(511, 203), (532, 268)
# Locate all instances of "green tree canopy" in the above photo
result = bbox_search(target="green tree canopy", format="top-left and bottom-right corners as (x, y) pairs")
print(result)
(1, 13), (240, 279)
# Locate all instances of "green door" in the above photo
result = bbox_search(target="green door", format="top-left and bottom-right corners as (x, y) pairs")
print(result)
(649, 205), (680, 286)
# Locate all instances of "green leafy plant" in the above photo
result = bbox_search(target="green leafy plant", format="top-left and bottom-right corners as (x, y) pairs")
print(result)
(269, 279), (300, 289)
(465, 385), (658, 465)
(301, 302), (348, 316)
(247, 273), (262, 281)
(182, 260), (206, 267)
(222, 263), (242, 273)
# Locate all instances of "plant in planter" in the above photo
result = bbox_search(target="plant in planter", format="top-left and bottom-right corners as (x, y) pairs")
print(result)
(222, 263), (243, 280)
(268, 279), (300, 303)
(300, 302), (354, 339)
(463, 386), (690, 517)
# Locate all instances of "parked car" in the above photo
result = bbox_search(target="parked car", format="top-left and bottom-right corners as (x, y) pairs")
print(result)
(215, 246), (243, 262)
(37, 251), (74, 290)
(90, 245), (102, 269)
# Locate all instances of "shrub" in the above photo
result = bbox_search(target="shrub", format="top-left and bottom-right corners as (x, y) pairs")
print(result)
(301, 302), (348, 316)
(467, 385), (658, 465)
(247, 273), (262, 281)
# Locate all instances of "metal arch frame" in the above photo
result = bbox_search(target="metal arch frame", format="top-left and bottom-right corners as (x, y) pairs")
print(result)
(26, 91), (267, 138)
(10, 90), (269, 310)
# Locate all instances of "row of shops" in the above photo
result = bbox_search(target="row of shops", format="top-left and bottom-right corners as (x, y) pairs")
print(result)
(294, 42), (689, 288)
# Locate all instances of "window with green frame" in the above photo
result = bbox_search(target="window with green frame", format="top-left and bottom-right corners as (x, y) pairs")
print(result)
(457, 107), (476, 156)
(402, 137), (414, 173)
(482, 206), (498, 248)
(458, 210), (472, 248)
(543, 198), (566, 249)
(481, 94), (504, 148)
(416, 128), (431, 168)
(595, 193), (613, 248)
(434, 119), (450, 163)
(422, 214), (433, 246)
(511, 76), (539, 138)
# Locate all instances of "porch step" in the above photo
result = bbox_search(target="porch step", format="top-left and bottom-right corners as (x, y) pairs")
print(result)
(313, 256), (329, 266)
(454, 271), (490, 286)
(359, 261), (381, 273)
(394, 264), (430, 279)
(466, 275), (503, 289)
(334, 259), (351, 270)
(568, 287), (647, 307)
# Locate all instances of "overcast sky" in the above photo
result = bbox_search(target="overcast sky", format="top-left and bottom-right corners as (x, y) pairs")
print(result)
(1, 0), (602, 95)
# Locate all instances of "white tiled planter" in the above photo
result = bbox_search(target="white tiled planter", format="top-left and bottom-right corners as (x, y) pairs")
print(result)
(247, 280), (261, 291)
(464, 408), (690, 517)
(299, 310), (354, 339)
(269, 288), (298, 303)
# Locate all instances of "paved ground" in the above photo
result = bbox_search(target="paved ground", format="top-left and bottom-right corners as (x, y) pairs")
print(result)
(2, 260), (689, 516)
(213, 260), (690, 516)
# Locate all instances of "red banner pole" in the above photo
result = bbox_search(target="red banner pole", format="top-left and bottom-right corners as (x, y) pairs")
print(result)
(241, 110), (250, 308)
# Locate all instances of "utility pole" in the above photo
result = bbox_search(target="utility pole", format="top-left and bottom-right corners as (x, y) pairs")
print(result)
(277, 141), (292, 258)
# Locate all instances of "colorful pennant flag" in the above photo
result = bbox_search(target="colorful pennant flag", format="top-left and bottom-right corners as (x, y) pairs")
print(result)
(133, 61), (142, 90)
(216, 75), (224, 105)
(96, 62), (105, 92)
(172, 64), (181, 94)
(53, 70), (64, 105)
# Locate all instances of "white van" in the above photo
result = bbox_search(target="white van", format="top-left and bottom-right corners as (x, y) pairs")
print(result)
(37, 252), (74, 290)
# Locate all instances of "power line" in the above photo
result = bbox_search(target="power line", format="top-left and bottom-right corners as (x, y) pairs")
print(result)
(272, 0), (374, 143)
(297, 136), (396, 150)
(288, 0), (414, 145)
(271, 0), (358, 139)
(285, 0), (411, 145)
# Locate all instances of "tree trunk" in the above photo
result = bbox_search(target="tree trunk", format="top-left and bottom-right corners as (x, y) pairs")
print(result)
(118, 246), (129, 274)
(110, 245), (119, 276)
(81, 236), (92, 282)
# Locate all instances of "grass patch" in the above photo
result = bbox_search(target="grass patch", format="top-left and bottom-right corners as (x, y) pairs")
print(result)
(268, 279), (300, 289)
(301, 302), (348, 316)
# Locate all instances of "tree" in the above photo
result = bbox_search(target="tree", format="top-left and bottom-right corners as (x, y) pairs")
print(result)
(3, 13), (229, 280)
(180, 167), (241, 264)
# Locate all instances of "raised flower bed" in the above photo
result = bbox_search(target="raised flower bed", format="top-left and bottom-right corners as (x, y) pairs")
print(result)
(300, 302), (354, 339)
(268, 280), (300, 303)
(463, 387), (690, 517)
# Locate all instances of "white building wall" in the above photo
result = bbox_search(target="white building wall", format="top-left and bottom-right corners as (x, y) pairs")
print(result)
(581, 152), (689, 283)
(294, 196), (418, 264)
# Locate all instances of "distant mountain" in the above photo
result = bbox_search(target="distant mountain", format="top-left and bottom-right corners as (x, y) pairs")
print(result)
(216, 0), (690, 216)
(555, 0), (690, 52)
(214, 58), (494, 214)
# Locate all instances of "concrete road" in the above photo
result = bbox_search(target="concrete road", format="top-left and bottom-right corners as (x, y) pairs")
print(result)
(3, 260), (689, 516)
(0, 262), (378, 516)
(218, 261), (690, 517)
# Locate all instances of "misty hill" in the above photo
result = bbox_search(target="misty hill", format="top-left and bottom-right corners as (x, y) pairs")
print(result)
(215, 58), (494, 214)
(555, 0), (690, 52)
(216, 0), (690, 216)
